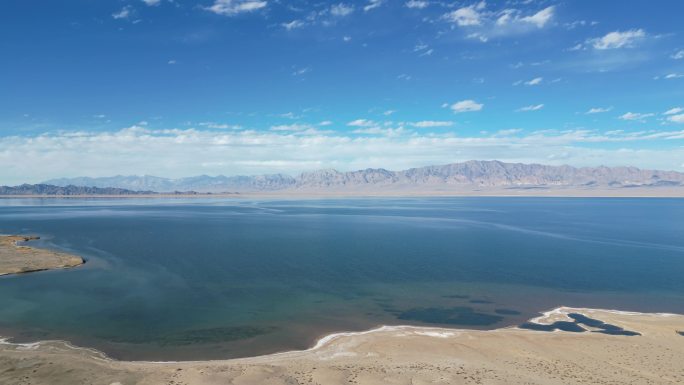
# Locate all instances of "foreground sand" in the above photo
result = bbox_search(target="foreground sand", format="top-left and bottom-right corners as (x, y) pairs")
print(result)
(0, 235), (84, 276)
(1, 307), (682, 384)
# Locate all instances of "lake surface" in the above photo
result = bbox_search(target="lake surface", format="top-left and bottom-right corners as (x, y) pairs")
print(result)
(1, 197), (683, 360)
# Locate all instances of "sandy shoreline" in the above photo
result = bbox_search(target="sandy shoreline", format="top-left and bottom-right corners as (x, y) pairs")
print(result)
(1, 306), (682, 384)
(0, 235), (84, 276)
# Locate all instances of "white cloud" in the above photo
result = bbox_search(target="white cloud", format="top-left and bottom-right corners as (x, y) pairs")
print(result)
(278, 112), (301, 119)
(4, 126), (684, 185)
(363, 0), (384, 12)
(445, 2), (485, 26)
(142, 0), (161, 6)
(672, 50), (684, 60)
(352, 127), (406, 136)
(292, 67), (311, 76)
(567, 43), (584, 51)
(668, 114), (684, 124)
(524, 77), (543, 86)
(199, 122), (242, 130)
(283, 20), (305, 30)
(167, 59), (176, 65)
(665, 73), (684, 79)
(410, 121), (454, 128)
(664, 107), (683, 115)
(586, 107), (612, 114)
(330, 3), (354, 17)
(319, 121), (333, 126)
(517, 6), (554, 28)
(590, 29), (645, 50)
(449, 100), (483, 113)
(112, 6), (132, 19)
(517, 104), (544, 112)
(405, 0), (429, 9)
(270, 123), (314, 132)
(444, 4), (554, 41)
(496, 129), (522, 136)
(383, 110), (396, 116)
(204, 0), (267, 16)
(619, 112), (654, 121)
(347, 119), (377, 127)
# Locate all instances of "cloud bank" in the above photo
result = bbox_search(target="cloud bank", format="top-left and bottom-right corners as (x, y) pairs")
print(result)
(2, 126), (684, 185)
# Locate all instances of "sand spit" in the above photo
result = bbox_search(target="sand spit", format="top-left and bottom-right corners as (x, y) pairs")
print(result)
(1, 307), (683, 384)
(0, 235), (84, 276)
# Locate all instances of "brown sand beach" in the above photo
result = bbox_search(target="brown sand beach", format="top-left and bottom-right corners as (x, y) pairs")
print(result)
(0, 235), (84, 276)
(0, 307), (682, 385)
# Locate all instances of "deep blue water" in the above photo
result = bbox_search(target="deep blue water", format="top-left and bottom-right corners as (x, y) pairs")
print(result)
(0, 197), (683, 360)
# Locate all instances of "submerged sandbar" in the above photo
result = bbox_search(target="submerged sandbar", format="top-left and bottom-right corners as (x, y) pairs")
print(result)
(0, 235), (84, 276)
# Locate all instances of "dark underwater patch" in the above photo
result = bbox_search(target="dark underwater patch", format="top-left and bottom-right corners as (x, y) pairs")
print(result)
(519, 321), (585, 332)
(519, 313), (640, 336)
(495, 308), (522, 315)
(469, 299), (493, 304)
(397, 306), (503, 326)
(101, 325), (278, 346)
(567, 313), (640, 336)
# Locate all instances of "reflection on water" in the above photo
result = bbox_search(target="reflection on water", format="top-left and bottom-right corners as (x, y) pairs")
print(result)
(0, 197), (683, 360)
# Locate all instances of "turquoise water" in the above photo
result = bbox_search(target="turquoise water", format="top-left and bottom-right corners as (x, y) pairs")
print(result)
(1, 197), (683, 360)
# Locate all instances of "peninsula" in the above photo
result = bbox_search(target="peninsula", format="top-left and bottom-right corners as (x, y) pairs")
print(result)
(0, 235), (84, 276)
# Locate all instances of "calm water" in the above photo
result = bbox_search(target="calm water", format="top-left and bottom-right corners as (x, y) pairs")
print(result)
(1, 197), (683, 360)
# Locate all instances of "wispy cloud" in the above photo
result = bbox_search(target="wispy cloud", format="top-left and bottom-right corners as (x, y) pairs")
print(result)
(330, 3), (354, 17)
(672, 50), (684, 60)
(513, 77), (543, 86)
(292, 66), (311, 76)
(517, 104), (544, 112)
(589, 29), (646, 50)
(664, 107), (683, 115)
(142, 0), (161, 6)
(282, 20), (305, 30)
(405, 0), (429, 9)
(270, 123), (315, 132)
(204, 0), (267, 16)
(347, 119), (377, 127)
(444, 3), (555, 42)
(363, 0), (384, 12)
(525, 77), (543, 86)
(586, 107), (612, 114)
(112, 6), (132, 20)
(410, 121), (454, 128)
(619, 112), (654, 121)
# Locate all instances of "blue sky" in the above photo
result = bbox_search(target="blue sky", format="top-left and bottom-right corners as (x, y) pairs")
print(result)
(1, 0), (684, 183)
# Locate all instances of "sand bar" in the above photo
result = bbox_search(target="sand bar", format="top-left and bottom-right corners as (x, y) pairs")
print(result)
(0, 235), (84, 276)
(0, 306), (682, 384)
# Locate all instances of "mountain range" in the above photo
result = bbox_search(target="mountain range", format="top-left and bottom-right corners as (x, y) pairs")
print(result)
(39, 160), (684, 194)
(0, 184), (157, 196)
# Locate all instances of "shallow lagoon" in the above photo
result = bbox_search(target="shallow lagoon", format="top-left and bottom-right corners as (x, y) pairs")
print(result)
(1, 197), (683, 360)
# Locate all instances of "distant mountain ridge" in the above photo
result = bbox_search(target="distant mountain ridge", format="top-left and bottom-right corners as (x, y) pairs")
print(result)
(41, 161), (684, 193)
(0, 184), (157, 196)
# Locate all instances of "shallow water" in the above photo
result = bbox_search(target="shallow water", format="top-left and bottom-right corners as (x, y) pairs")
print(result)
(0, 197), (683, 360)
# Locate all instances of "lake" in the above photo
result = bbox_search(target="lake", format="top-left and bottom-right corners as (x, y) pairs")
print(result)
(1, 197), (683, 360)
